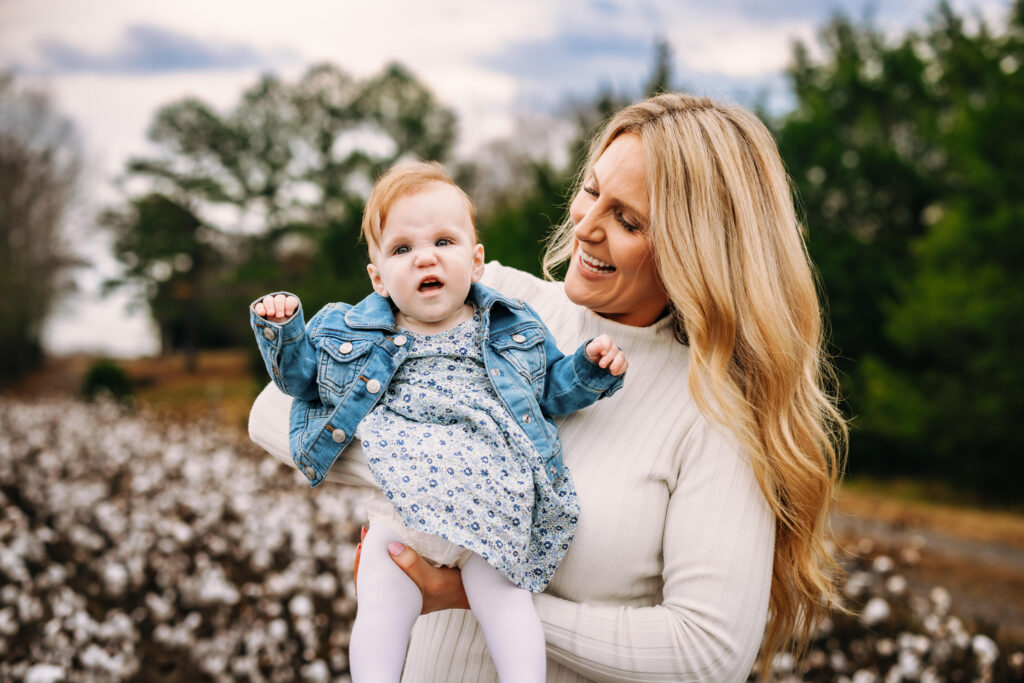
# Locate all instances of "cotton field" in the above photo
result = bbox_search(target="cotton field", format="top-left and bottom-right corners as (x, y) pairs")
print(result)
(0, 397), (1021, 682)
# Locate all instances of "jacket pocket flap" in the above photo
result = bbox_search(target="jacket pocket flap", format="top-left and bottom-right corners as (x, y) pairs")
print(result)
(489, 326), (545, 351)
(319, 337), (374, 363)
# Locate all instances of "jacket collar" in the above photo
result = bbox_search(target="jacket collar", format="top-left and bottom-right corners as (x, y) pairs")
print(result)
(344, 282), (524, 331)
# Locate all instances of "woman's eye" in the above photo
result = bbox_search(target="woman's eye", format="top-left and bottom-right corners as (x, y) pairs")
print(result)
(394, 245), (410, 255)
(435, 238), (452, 247)
(615, 212), (640, 233)
(583, 185), (599, 198)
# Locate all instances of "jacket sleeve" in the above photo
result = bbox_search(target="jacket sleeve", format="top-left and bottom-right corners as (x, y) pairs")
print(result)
(532, 304), (624, 416)
(532, 419), (774, 682)
(250, 292), (321, 402)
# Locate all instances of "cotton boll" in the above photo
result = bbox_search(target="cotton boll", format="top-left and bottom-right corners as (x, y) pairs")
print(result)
(846, 571), (873, 598)
(930, 587), (952, 616)
(872, 555), (894, 573)
(24, 664), (65, 683)
(302, 660), (330, 682)
(268, 618), (289, 642)
(884, 575), (906, 596)
(313, 572), (337, 598)
(289, 594), (314, 618)
(861, 598), (891, 626)
(972, 634), (999, 666)
(102, 563), (129, 598)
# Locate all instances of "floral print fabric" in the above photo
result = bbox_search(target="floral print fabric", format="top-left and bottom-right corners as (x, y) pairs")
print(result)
(357, 311), (579, 591)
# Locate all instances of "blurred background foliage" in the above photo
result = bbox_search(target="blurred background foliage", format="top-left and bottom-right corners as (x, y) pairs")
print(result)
(2, 1), (1022, 499)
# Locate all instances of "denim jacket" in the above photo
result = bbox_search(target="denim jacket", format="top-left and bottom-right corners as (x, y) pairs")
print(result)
(251, 283), (624, 488)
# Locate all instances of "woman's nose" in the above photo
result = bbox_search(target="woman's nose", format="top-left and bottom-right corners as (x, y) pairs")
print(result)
(572, 207), (604, 243)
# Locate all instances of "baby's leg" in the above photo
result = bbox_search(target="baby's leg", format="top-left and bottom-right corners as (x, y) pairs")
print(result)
(461, 553), (546, 683)
(349, 525), (423, 682)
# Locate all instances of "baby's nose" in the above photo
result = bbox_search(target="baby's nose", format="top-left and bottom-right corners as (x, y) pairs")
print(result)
(413, 248), (438, 265)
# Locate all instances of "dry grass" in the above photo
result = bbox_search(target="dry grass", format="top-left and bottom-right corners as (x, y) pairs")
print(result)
(837, 481), (1024, 551)
(6, 350), (263, 432)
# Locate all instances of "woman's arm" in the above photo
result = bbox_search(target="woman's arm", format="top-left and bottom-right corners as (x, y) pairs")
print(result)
(393, 417), (775, 682)
(533, 419), (774, 682)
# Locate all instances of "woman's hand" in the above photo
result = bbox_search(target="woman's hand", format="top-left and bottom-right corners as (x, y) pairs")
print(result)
(353, 528), (470, 613)
(388, 543), (471, 613)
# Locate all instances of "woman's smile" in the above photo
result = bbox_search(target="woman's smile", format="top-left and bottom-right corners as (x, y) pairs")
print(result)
(578, 250), (616, 274)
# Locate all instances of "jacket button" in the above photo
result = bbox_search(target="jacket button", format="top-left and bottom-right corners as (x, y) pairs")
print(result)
(512, 334), (526, 343)
(304, 466), (316, 480)
(263, 327), (276, 341)
(490, 368), (500, 376)
(523, 414), (532, 423)
(339, 342), (353, 354)
(394, 335), (407, 347)
(366, 379), (381, 393)
(332, 429), (347, 443)
(549, 465), (557, 477)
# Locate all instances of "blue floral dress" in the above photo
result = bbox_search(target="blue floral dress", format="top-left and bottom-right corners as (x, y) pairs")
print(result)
(357, 310), (579, 592)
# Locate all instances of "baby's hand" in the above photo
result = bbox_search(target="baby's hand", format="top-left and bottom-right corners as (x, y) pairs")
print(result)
(254, 293), (299, 322)
(585, 334), (628, 376)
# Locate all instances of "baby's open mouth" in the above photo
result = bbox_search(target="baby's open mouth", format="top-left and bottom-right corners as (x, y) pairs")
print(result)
(418, 277), (443, 292)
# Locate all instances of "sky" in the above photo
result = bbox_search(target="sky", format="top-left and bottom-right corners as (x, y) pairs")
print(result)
(0, 0), (1010, 357)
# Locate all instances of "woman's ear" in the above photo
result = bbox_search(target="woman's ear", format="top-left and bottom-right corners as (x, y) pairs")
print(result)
(470, 242), (485, 282)
(367, 263), (389, 298)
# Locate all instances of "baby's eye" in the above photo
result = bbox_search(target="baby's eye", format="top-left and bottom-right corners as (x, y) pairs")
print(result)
(435, 238), (452, 247)
(394, 245), (410, 255)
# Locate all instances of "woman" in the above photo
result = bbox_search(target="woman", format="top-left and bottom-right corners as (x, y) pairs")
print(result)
(250, 93), (846, 681)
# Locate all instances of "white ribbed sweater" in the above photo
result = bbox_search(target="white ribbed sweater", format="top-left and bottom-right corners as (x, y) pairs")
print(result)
(248, 262), (774, 682)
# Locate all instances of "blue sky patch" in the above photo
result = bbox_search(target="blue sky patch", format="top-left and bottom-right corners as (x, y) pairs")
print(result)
(36, 24), (296, 74)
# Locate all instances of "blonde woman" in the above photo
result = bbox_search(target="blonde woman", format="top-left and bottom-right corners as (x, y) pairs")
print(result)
(250, 92), (846, 681)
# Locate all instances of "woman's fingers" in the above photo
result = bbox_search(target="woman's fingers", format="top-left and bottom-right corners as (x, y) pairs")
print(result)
(388, 542), (470, 614)
(353, 526), (367, 596)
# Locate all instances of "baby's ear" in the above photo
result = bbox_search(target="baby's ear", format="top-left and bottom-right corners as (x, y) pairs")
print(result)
(470, 242), (485, 283)
(367, 263), (389, 298)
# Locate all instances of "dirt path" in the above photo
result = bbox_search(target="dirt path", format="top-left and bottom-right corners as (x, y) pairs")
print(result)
(833, 489), (1024, 643)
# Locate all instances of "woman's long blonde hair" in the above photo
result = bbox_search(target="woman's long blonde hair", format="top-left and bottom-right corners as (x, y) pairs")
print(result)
(545, 93), (847, 678)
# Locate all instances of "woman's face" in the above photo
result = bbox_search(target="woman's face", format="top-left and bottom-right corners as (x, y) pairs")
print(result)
(564, 133), (669, 327)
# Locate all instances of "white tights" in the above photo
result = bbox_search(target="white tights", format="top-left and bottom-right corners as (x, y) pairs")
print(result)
(348, 525), (546, 683)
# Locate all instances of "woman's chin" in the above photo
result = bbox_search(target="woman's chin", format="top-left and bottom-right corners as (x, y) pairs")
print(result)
(563, 267), (603, 309)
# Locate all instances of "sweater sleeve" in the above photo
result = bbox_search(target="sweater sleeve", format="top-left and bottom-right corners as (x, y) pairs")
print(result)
(248, 382), (375, 488)
(532, 418), (775, 682)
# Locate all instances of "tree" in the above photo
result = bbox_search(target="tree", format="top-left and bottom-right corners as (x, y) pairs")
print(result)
(103, 62), (458, 370)
(0, 73), (81, 384)
(776, 1), (1024, 495)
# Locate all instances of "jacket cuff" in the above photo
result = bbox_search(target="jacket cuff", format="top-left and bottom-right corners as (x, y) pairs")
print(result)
(250, 292), (306, 350)
(571, 340), (625, 397)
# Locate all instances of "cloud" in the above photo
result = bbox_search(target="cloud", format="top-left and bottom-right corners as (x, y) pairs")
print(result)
(479, 30), (656, 103)
(35, 23), (297, 74)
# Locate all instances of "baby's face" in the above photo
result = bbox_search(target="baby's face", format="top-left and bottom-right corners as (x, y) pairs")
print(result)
(367, 183), (484, 335)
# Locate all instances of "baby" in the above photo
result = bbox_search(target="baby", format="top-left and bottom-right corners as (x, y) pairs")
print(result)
(251, 161), (626, 682)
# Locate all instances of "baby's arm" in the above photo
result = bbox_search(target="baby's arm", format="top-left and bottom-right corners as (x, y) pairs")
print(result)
(530, 309), (626, 416)
(250, 291), (321, 402)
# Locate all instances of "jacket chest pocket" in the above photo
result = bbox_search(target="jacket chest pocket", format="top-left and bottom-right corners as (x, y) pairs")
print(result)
(317, 337), (373, 404)
(490, 327), (546, 384)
